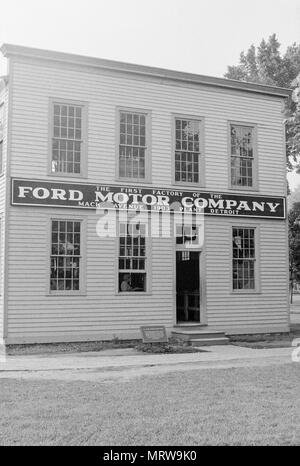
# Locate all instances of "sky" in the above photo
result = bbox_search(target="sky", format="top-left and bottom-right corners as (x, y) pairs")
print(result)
(0, 0), (300, 186)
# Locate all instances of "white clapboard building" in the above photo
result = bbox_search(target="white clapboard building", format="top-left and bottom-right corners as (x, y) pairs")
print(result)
(0, 44), (291, 346)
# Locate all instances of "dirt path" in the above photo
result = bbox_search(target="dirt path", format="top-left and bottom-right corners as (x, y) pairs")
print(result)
(0, 346), (294, 382)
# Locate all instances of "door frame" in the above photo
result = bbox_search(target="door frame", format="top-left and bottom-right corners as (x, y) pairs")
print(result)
(175, 250), (201, 324)
(173, 239), (207, 326)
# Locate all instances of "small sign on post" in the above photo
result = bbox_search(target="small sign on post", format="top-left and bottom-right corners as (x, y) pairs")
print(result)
(140, 326), (168, 344)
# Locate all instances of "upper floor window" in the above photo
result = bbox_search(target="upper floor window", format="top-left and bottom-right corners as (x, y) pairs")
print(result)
(118, 110), (149, 180)
(175, 118), (202, 184)
(230, 124), (255, 188)
(0, 104), (4, 174)
(51, 101), (86, 176)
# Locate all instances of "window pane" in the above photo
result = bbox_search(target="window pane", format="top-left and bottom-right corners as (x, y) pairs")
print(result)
(119, 111), (147, 179)
(50, 220), (81, 291)
(231, 156), (253, 187)
(175, 119), (200, 183)
(119, 273), (146, 292)
(232, 228), (255, 290)
(230, 125), (254, 187)
(52, 103), (83, 174)
(118, 222), (146, 292)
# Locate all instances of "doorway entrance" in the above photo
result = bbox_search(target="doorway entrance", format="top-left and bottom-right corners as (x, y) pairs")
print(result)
(176, 251), (200, 323)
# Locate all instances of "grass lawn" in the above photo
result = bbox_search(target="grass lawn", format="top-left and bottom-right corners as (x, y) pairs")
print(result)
(0, 364), (300, 445)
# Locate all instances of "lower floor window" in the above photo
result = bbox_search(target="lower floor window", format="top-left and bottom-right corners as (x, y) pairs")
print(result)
(119, 222), (146, 292)
(232, 227), (255, 290)
(50, 220), (81, 291)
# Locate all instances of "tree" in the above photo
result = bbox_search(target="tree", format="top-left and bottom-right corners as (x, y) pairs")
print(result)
(287, 181), (300, 209)
(286, 74), (300, 170)
(226, 35), (300, 301)
(225, 34), (300, 172)
(288, 202), (300, 302)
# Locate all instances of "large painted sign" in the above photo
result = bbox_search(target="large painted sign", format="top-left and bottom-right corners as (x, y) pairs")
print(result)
(11, 178), (286, 219)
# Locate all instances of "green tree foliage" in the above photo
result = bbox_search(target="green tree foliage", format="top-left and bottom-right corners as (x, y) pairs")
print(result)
(288, 202), (300, 295)
(286, 75), (300, 170)
(225, 34), (300, 171)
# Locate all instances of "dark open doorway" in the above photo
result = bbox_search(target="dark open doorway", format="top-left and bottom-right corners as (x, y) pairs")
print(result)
(176, 251), (200, 323)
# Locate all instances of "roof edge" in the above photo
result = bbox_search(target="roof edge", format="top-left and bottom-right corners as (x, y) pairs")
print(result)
(0, 43), (292, 98)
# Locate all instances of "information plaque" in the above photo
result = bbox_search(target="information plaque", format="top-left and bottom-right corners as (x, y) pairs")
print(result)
(140, 326), (168, 343)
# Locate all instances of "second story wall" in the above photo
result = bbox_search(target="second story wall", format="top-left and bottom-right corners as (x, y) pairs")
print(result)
(0, 81), (8, 208)
(8, 56), (286, 196)
(0, 79), (9, 339)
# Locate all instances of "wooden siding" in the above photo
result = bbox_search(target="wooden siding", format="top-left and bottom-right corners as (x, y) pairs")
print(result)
(6, 208), (174, 342)
(204, 217), (289, 334)
(5, 209), (289, 343)
(9, 58), (286, 195)
(0, 84), (8, 341)
(3, 56), (289, 343)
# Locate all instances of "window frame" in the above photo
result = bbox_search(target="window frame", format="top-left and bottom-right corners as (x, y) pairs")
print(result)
(115, 216), (152, 295)
(228, 121), (258, 191)
(115, 106), (152, 183)
(172, 114), (205, 187)
(230, 224), (260, 294)
(46, 216), (87, 296)
(48, 98), (88, 178)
